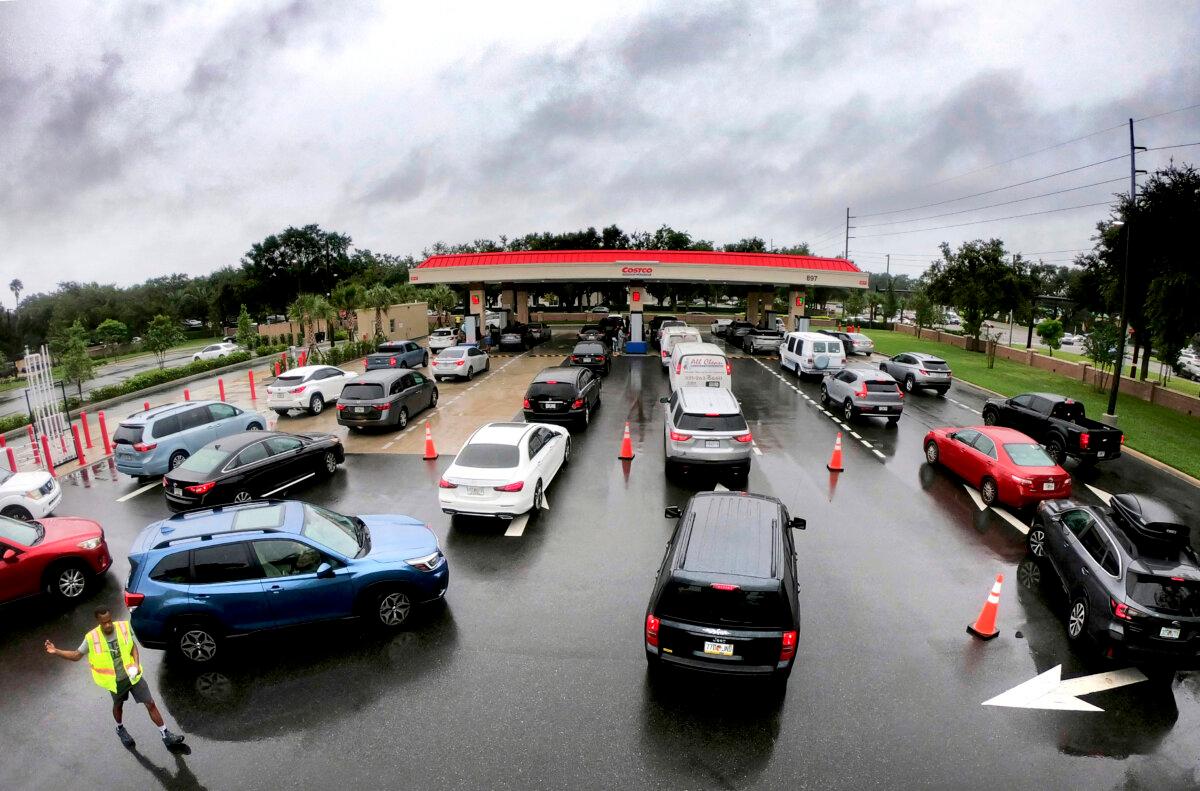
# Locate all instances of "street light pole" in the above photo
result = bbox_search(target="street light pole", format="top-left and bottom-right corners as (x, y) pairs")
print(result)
(1105, 118), (1147, 420)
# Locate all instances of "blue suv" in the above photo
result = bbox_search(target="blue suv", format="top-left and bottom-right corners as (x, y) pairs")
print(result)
(113, 401), (267, 477)
(124, 500), (449, 663)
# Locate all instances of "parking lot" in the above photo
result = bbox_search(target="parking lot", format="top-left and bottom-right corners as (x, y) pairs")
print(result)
(3, 329), (1199, 790)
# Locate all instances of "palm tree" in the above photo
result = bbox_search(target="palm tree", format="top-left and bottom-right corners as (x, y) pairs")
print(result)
(287, 293), (326, 361)
(329, 282), (364, 345)
(363, 284), (395, 342)
(424, 284), (458, 327)
(8, 279), (22, 309)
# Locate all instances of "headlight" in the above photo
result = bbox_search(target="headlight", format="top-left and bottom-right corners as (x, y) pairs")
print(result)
(77, 538), (102, 550)
(404, 550), (445, 572)
(24, 489), (44, 500)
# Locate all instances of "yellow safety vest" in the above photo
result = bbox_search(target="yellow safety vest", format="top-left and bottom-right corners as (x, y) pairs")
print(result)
(85, 622), (142, 693)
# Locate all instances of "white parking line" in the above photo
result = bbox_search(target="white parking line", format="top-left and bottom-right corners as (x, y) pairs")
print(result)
(850, 432), (862, 440)
(963, 484), (987, 510)
(382, 441), (395, 450)
(838, 422), (851, 431)
(872, 449), (885, 460)
(1085, 483), (1113, 505)
(504, 514), (529, 537)
(860, 440), (873, 449)
(753, 447), (763, 456)
(994, 507), (1030, 536)
(116, 481), (160, 502)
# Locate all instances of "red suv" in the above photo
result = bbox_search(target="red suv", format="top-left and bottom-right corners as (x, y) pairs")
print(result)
(0, 515), (111, 604)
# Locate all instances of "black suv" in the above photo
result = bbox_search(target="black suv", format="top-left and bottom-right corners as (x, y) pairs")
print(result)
(522, 367), (601, 428)
(1029, 494), (1200, 663)
(645, 492), (805, 687)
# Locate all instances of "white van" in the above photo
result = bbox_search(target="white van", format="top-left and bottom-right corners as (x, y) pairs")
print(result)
(669, 341), (731, 390)
(659, 326), (702, 368)
(780, 331), (847, 379)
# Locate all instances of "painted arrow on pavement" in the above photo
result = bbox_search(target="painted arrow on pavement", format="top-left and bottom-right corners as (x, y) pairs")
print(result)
(982, 664), (1147, 711)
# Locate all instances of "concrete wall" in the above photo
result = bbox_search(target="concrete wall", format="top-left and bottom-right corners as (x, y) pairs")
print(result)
(354, 302), (429, 342)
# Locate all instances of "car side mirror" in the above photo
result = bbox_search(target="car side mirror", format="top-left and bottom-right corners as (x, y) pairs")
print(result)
(659, 397), (669, 404)
(664, 505), (682, 519)
(2, 548), (19, 562)
(316, 562), (334, 579)
(790, 517), (807, 530)
(947, 432), (957, 440)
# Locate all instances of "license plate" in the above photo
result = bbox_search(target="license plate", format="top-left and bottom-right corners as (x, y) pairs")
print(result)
(704, 641), (734, 656)
(879, 406), (890, 412)
(173, 486), (183, 495)
(1098, 451), (1106, 458)
(1042, 482), (1056, 491)
(705, 440), (720, 448)
(1160, 627), (1182, 639)
(706, 381), (721, 387)
(354, 407), (365, 413)
(466, 486), (486, 497)
(582, 357), (593, 362)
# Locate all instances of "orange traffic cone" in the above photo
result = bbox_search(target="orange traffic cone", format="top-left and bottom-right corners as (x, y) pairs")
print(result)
(967, 573), (1004, 640)
(826, 432), (845, 472)
(422, 421), (438, 460)
(618, 421), (635, 460)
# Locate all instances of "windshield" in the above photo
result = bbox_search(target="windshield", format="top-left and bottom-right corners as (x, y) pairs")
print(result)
(456, 443), (520, 468)
(179, 446), (233, 474)
(0, 516), (42, 546)
(302, 504), (364, 557)
(1127, 574), (1200, 616)
(657, 583), (788, 627)
(1004, 443), (1056, 467)
(340, 383), (385, 400)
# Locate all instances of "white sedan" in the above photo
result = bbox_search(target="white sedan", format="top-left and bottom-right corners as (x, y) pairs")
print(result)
(428, 328), (458, 352)
(193, 342), (240, 362)
(0, 470), (62, 521)
(265, 365), (357, 415)
(431, 345), (489, 381)
(438, 422), (570, 520)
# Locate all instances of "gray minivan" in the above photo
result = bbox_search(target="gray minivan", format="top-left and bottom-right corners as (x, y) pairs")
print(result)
(113, 401), (268, 478)
(660, 387), (752, 478)
(337, 369), (438, 431)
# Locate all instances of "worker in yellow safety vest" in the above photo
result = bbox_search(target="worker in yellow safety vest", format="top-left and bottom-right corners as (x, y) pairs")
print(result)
(46, 606), (185, 751)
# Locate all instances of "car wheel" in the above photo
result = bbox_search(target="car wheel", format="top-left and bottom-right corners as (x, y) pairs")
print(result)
(375, 589), (412, 629)
(273, 409), (289, 416)
(422, 353), (429, 367)
(434, 376), (443, 383)
(980, 476), (999, 506)
(1, 505), (32, 521)
(176, 623), (220, 664)
(466, 365), (474, 381)
(430, 388), (439, 408)
(905, 375), (915, 393)
(1016, 558), (1042, 589)
(396, 407), (409, 430)
(247, 422), (263, 431)
(924, 440), (940, 465)
(582, 404), (590, 427)
(843, 399), (855, 422)
(531, 479), (544, 514)
(1027, 525), (1047, 558)
(322, 451), (338, 476)
(887, 416), (899, 426)
(484, 358), (490, 371)
(232, 490), (253, 503)
(982, 408), (998, 426)
(169, 450), (188, 470)
(49, 562), (89, 601)
(935, 388), (948, 397)
(1066, 596), (1090, 643)
(308, 393), (325, 415)
(1047, 439), (1066, 466)
(820, 384), (829, 406)
(562, 437), (572, 465)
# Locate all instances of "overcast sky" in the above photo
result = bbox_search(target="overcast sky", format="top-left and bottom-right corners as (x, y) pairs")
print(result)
(2, 0), (1198, 295)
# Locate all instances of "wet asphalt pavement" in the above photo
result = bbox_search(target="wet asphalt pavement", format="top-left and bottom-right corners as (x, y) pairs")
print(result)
(2, 334), (1199, 790)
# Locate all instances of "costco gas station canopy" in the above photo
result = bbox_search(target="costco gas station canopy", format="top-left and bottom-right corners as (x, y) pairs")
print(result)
(410, 249), (868, 349)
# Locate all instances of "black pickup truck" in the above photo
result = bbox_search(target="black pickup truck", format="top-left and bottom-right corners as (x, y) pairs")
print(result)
(981, 392), (1123, 466)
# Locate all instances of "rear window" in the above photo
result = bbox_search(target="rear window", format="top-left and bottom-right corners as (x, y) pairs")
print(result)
(677, 413), (748, 432)
(149, 552), (191, 584)
(178, 447), (232, 474)
(274, 375), (304, 386)
(456, 443), (520, 468)
(1050, 401), (1085, 422)
(340, 383), (385, 400)
(810, 341), (829, 353)
(680, 355), (727, 372)
(575, 343), (606, 354)
(581, 325), (602, 332)
(439, 348), (466, 358)
(152, 414), (182, 437)
(113, 424), (144, 445)
(1127, 574), (1200, 616)
(191, 543), (257, 584)
(528, 382), (577, 399)
(865, 381), (898, 393)
(658, 582), (788, 627)
(1004, 443), (1055, 467)
(922, 359), (950, 371)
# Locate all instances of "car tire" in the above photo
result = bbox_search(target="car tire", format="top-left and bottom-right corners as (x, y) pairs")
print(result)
(321, 451), (338, 477)
(373, 588), (412, 629)
(887, 416), (899, 426)
(168, 450), (189, 470)
(982, 408), (998, 426)
(232, 490), (253, 503)
(1066, 595), (1090, 643)
(247, 422), (263, 431)
(935, 388), (948, 397)
(980, 476), (999, 506)
(396, 407), (409, 430)
(581, 403), (590, 428)
(531, 479), (544, 515)
(905, 375), (915, 393)
(430, 388), (439, 408)
(434, 376), (443, 383)
(47, 561), (89, 601)
(820, 384), (830, 406)
(174, 622), (221, 664)
(562, 437), (572, 466)
(274, 409), (289, 416)
(1027, 525), (1047, 558)
(843, 399), (855, 422)
(484, 358), (490, 371)
(422, 353), (429, 367)
(308, 393), (325, 415)
(466, 366), (474, 381)
(1047, 439), (1066, 466)
(1, 504), (32, 521)
(924, 440), (940, 464)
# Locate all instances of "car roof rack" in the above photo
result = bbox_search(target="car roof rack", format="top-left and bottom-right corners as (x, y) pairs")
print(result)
(152, 526), (283, 550)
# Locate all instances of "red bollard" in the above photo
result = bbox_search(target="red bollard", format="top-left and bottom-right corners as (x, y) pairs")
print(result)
(0, 434), (6, 448)
(59, 434), (68, 455)
(28, 425), (40, 465)
(80, 411), (93, 449)
(298, 351), (307, 367)
(6, 447), (15, 473)
(274, 361), (281, 376)
(41, 435), (55, 477)
(183, 388), (190, 401)
(72, 425), (87, 467)
(144, 401), (150, 411)
(99, 411), (112, 456)
(218, 378), (226, 402)
(248, 370), (257, 400)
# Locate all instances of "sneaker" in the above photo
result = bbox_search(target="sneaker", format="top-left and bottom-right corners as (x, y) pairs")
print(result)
(116, 725), (136, 749)
(161, 729), (185, 748)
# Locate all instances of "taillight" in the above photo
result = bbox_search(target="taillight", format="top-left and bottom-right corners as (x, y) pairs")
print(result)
(124, 590), (145, 608)
(438, 478), (457, 488)
(896, 386), (905, 399)
(855, 383), (868, 398)
(184, 481), (216, 495)
(1120, 434), (1126, 445)
(363, 358), (368, 367)
(493, 481), (524, 492)
(132, 442), (157, 453)
(523, 398), (531, 409)
(290, 385), (306, 394)
(596, 355), (606, 361)
(337, 404), (346, 411)
(711, 583), (739, 591)
(645, 613), (660, 647)
(389, 356), (397, 366)
(161, 477), (169, 487)
(571, 355), (580, 362)
(669, 430), (692, 441)
(918, 369), (928, 376)
(1010, 474), (1033, 486)
(1111, 599), (1143, 620)
(455, 360), (465, 366)
(676, 363), (682, 375)
(1080, 432), (1090, 450)
(780, 630), (797, 662)
(734, 433), (753, 443)
(662, 350), (670, 358)
(571, 399), (584, 409)
(725, 362), (732, 375)
(378, 403), (390, 410)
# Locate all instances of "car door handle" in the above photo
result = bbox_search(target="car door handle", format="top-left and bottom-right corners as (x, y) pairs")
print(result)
(269, 585), (284, 592)
(1080, 567), (1089, 576)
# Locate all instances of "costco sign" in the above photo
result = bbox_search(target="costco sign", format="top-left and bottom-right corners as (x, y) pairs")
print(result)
(620, 266), (654, 276)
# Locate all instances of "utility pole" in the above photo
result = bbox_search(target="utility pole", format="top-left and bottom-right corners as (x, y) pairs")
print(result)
(844, 208), (852, 260)
(1105, 118), (1147, 420)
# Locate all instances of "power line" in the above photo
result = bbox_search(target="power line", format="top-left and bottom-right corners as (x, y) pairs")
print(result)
(856, 155), (1127, 218)
(854, 201), (1113, 238)
(1136, 103), (1200, 124)
(853, 177), (1126, 228)
(1144, 142), (1200, 152)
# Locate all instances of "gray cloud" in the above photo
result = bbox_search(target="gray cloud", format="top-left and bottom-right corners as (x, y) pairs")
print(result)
(616, 0), (754, 77)
(356, 147), (433, 205)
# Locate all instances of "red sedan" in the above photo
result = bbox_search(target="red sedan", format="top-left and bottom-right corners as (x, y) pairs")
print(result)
(923, 425), (1071, 508)
(0, 515), (111, 604)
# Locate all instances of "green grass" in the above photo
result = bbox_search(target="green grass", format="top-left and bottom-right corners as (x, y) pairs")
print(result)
(1004, 345), (1200, 398)
(870, 330), (1200, 479)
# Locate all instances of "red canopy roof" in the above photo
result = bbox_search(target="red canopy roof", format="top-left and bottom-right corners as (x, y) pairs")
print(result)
(417, 249), (860, 272)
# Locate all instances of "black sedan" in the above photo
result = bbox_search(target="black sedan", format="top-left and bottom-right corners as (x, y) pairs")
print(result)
(337, 369), (438, 431)
(162, 431), (343, 511)
(577, 324), (605, 342)
(569, 341), (610, 375)
(523, 366), (602, 428)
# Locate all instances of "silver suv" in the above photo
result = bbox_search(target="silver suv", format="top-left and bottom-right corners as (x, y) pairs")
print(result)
(878, 352), (952, 395)
(820, 368), (904, 424)
(660, 387), (752, 478)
